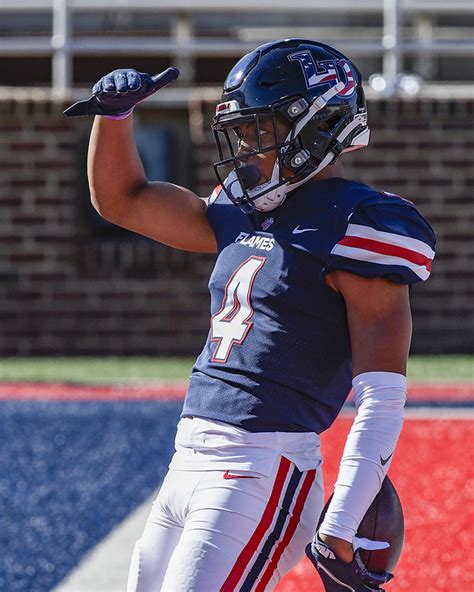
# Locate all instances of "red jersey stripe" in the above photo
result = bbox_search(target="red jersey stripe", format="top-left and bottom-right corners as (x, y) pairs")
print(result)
(338, 236), (433, 271)
(220, 456), (292, 592)
(254, 469), (316, 591)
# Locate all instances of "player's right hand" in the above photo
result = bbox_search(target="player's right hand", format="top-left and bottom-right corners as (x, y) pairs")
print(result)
(63, 67), (179, 117)
(305, 537), (394, 592)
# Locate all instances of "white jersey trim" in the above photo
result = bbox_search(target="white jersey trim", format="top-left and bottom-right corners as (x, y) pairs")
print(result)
(330, 244), (431, 280)
(344, 223), (435, 259)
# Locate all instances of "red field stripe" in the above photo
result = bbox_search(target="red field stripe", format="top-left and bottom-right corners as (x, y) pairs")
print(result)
(0, 382), (187, 401)
(275, 416), (474, 592)
(345, 382), (473, 402)
(407, 382), (473, 400)
(0, 381), (471, 402)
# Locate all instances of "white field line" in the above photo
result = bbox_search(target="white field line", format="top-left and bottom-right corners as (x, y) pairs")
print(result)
(404, 406), (474, 419)
(53, 493), (155, 592)
(339, 406), (474, 419)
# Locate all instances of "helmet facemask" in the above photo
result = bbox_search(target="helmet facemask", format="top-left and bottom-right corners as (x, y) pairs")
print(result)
(213, 80), (369, 213)
(213, 99), (311, 213)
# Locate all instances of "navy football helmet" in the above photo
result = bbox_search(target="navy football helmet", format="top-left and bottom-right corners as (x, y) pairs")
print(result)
(212, 39), (370, 212)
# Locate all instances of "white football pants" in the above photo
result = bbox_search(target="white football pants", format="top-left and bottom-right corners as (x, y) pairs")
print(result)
(127, 456), (324, 592)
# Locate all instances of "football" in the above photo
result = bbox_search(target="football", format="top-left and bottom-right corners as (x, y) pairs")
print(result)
(319, 476), (404, 573)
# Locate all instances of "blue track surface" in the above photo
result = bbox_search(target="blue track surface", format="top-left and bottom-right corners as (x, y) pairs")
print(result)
(0, 401), (182, 592)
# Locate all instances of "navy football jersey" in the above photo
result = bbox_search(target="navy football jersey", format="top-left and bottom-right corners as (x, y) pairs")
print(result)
(182, 178), (435, 433)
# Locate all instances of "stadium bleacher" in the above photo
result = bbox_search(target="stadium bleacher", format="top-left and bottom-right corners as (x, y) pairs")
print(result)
(0, 0), (473, 93)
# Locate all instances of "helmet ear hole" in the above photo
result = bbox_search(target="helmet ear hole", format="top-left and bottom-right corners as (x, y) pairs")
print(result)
(316, 121), (331, 133)
(311, 132), (332, 161)
(321, 115), (340, 132)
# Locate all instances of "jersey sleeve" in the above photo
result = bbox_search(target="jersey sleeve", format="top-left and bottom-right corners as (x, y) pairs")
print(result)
(207, 184), (223, 208)
(327, 198), (436, 285)
(205, 183), (243, 252)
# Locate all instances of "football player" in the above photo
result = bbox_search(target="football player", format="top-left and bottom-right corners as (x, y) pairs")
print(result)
(65, 39), (435, 591)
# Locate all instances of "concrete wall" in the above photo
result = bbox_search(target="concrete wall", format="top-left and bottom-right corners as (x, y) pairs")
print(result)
(0, 97), (472, 356)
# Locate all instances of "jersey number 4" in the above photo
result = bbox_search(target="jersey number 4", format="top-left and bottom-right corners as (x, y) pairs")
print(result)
(210, 256), (266, 363)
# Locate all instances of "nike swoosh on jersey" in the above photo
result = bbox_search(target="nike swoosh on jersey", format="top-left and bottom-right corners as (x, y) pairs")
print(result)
(292, 226), (319, 234)
(223, 470), (259, 480)
(380, 453), (394, 466)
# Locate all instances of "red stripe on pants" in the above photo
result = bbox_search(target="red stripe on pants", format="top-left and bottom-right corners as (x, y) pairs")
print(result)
(255, 469), (316, 592)
(220, 456), (292, 592)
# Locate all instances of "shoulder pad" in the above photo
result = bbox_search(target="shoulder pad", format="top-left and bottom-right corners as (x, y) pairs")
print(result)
(328, 195), (436, 285)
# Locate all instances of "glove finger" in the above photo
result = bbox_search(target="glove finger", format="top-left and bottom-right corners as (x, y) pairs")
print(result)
(114, 70), (128, 93)
(127, 70), (141, 91)
(92, 78), (103, 95)
(63, 97), (98, 117)
(102, 74), (116, 92)
(353, 536), (390, 551)
(150, 67), (180, 90)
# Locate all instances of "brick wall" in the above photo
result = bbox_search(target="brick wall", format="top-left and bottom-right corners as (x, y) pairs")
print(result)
(0, 99), (213, 356)
(0, 97), (472, 356)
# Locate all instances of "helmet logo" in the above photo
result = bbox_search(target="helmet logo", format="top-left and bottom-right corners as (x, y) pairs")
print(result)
(215, 100), (240, 116)
(288, 52), (356, 97)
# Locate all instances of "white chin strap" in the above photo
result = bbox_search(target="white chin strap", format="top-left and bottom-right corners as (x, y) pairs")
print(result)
(244, 81), (369, 212)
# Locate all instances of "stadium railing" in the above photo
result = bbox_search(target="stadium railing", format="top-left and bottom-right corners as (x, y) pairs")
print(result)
(0, 0), (473, 97)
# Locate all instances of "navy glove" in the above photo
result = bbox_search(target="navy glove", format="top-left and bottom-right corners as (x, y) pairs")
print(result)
(305, 536), (394, 592)
(63, 67), (179, 117)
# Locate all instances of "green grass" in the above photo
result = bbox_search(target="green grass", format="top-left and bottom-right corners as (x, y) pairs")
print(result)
(0, 357), (195, 383)
(0, 356), (471, 384)
(407, 355), (472, 382)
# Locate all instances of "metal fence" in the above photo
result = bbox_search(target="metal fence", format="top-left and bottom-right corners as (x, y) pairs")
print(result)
(0, 0), (473, 97)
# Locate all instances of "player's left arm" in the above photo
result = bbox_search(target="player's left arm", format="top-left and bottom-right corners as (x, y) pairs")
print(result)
(320, 270), (412, 562)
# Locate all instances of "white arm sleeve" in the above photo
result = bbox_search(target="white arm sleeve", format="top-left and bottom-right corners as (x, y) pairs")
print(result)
(318, 371), (406, 543)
